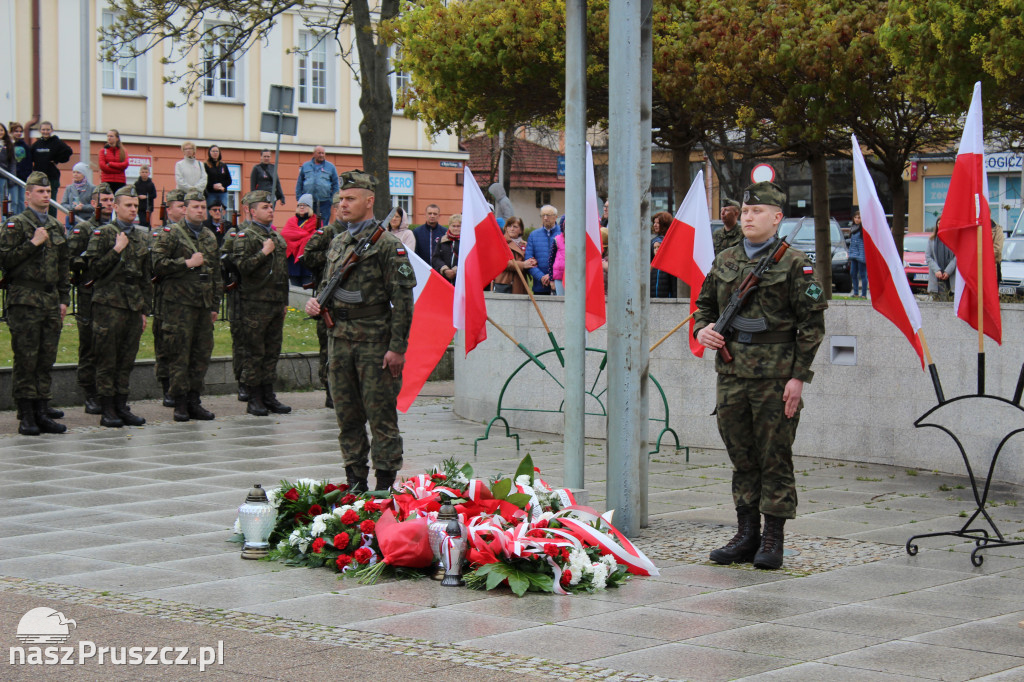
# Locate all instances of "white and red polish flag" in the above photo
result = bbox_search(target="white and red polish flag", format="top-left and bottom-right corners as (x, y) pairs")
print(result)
(584, 143), (606, 331)
(939, 81), (1001, 344)
(851, 134), (924, 368)
(455, 166), (514, 353)
(397, 250), (457, 412)
(650, 170), (714, 356)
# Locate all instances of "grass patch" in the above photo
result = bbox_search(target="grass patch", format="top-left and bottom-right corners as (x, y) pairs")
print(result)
(856, 476), (883, 482)
(0, 306), (320, 366)
(905, 469), (919, 476)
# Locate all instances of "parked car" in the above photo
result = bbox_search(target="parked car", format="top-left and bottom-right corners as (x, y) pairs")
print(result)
(1000, 238), (1024, 296)
(778, 217), (852, 293)
(902, 233), (930, 289)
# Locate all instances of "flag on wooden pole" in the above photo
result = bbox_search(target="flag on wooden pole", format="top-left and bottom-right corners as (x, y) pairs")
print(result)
(584, 143), (606, 331)
(397, 250), (456, 412)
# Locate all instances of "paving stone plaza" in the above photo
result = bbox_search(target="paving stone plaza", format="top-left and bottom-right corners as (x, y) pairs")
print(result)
(1, 386), (1023, 681)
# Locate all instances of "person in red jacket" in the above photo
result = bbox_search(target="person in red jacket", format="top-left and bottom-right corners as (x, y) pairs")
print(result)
(98, 129), (129, 192)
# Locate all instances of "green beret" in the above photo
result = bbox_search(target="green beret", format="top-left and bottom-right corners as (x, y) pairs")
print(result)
(114, 185), (138, 199)
(183, 189), (206, 204)
(93, 183), (113, 198)
(339, 170), (377, 192)
(25, 171), (50, 188)
(166, 189), (187, 203)
(742, 181), (785, 209)
(722, 198), (740, 210)
(242, 190), (274, 207)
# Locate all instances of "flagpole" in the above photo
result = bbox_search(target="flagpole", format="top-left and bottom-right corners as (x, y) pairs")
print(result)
(917, 330), (945, 404)
(486, 316), (564, 388)
(512, 265), (565, 366)
(649, 312), (696, 353)
(976, 221), (985, 395)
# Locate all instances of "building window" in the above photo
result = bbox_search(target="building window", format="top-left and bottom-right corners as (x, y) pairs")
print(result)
(101, 11), (139, 93)
(204, 24), (239, 100)
(389, 45), (411, 113)
(298, 32), (328, 106)
(393, 196), (412, 217)
(923, 176), (950, 231)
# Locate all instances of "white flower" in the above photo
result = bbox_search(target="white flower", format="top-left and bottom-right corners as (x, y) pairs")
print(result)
(298, 539), (310, 554)
(232, 518), (241, 534)
(601, 554), (619, 573)
(567, 549), (588, 586)
(353, 499), (366, 511)
(288, 529), (303, 547)
(515, 475), (532, 487)
(276, 540), (288, 550)
(539, 511), (556, 522)
(334, 505), (352, 518)
(310, 513), (332, 537)
(296, 478), (319, 488)
(590, 562), (608, 590)
(266, 488), (282, 509)
(452, 472), (469, 486)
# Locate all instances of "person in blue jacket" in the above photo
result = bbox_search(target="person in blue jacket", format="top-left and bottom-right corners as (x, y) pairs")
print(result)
(524, 205), (561, 294)
(295, 146), (339, 227)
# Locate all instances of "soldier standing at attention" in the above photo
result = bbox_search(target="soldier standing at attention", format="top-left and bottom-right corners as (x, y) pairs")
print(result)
(153, 189), (187, 407)
(304, 171), (415, 493)
(225, 190), (291, 416)
(85, 185), (153, 428)
(694, 182), (826, 570)
(713, 198), (743, 255)
(69, 183), (115, 415)
(299, 191), (343, 408)
(152, 189), (222, 421)
(0, 171), (70, 435)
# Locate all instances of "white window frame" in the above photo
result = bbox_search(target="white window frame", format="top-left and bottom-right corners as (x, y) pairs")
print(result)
(101, 10), (142, 94)
(393, 196), (412, 217)
(389, 45), (411, 114)
(297, 30), (333, 108)
(203, 23), (243, 102)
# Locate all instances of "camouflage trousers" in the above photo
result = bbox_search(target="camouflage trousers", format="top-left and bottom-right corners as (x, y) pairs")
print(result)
(163, 304), (214, 397)
(233, 299), (284, 387)
(317, 317), (329, 387)
(328, 338), (403, 478)
(715, 374), (801, 519)
(75, 290), (95, 388)
(92, 303), (144, 397)
(152, 290), (168, 382)
(7, 304), (61, 400)
(227, 294), (242, 381)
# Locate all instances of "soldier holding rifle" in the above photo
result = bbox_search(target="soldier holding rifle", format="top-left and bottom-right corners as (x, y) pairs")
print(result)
(694, 181), (827, 569)
(304, 171), (415, 493)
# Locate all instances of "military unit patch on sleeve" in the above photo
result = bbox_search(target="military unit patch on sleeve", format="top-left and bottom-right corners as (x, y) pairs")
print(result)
(398, 264), (413, 277)
(396, 247), (406, 256)
(237, 232), (245, 237)
(93, 229), (102, 235)
(802, 265), (814, 275)
(72, 228), (80, 234)
(163, 227), (171, 232)
(6, 222), (16, 229)
(805, 283), (823, 300)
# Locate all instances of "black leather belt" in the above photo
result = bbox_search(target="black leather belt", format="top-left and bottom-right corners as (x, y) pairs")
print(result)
(198, 273), (210, 282)
(331, 303), (389, 321)
(735, 330), (796, 344)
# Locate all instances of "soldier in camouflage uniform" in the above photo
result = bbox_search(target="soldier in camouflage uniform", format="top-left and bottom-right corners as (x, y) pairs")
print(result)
(304, 172), (415, 492)
(694, 181), (826, 569)
(153, 188), (187, 408)
(223, 190), (291, 416)
(300, 191), (343, 408)
(152, 189), (223, 421)
(85, 185), (153, 428)
(218, 215), (247, 401)
(0, 171), (71, 435)
(712, 198), (743, 255)
(69, 183), (115, 414)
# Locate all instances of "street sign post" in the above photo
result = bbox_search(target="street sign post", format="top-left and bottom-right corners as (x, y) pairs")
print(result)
(261, 85), (298, 204)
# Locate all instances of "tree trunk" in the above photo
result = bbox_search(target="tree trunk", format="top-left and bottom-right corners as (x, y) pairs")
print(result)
(670, 144), (693, 212)
(889, 173), (907, 256)
(353, 0), (399, 219)
(809, 152), (832, 300)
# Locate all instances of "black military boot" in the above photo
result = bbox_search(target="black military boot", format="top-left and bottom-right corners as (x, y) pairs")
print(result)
(83, 385), (102, 415)
(237, 382), (249, 402)
(709, 507), (761, 565)
(99, 396), (124, 428)
(325, 386), (334, 409)
(187, 392), (215, 420)
(345, 465), (368, 494)
(34, 399), (67, 434)
(262, 384), (292, 414)
(17, 399), (40, 436)
(173, 395), (190, 422)
(374, 470), (398, 492)
(114, 395), (146, 426)
(753, 515), (786, 570)
(39, 399), (64, 419)
(246, 385), (269, 417)
(160, 379), (174, 408)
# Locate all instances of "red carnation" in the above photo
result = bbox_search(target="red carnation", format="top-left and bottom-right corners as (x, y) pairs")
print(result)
(311, 538), (325, 553)
(338, 483), (350, 492)
(431, 473), (447, 480)
(544, 544), (559, 557)
(336, 554), (352, 570)
(341, 494), (356, 505)
(561, 548), (570, 562)
(324, 484), (339, 494)
(363, 499), (379, 513)
(293, 513), (307, 524)
(341, 509), (359, 525)
(534, 518), (549, 529)
(308, 504), (323, 517)
(560, 570), (572, 587)
(283, 488), (299, 502)
(354, 547), (372, 564)
(359, 519), (376, 534)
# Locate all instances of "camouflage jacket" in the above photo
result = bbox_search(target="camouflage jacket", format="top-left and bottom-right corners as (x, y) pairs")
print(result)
(694, 243), (827, 382)
(85, 222), (154, 314)
(713, 225), (744, 255)
(322, 223), (415, 351)
(222, 221), (288, 304)
(0, 209), (71, 308)
(152, 221), (223, 311)
(301, 220), (344, 289)
(68, 215), (106, 286)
